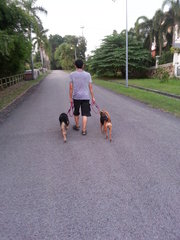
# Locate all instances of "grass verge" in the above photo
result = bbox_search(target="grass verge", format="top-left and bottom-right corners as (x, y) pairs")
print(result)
(0, 72), (50, 110)
(94, 79), (180, 117)
(114, 78), (180, 95)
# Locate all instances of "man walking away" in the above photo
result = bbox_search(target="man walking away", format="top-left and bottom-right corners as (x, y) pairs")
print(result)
(69, 59), (95, 135)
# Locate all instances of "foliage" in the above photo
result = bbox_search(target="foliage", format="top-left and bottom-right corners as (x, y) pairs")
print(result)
(54, 43), (74, 70)
(0, 0), (48, 77)
(64, 35), (87, 60)
(155, 67), (169, 82)
(76, 36), (87, 60)
(33, 23), (50, 68)
(52, 35), (87, 70)
(49, 34), (64, 69)
(170, 46), (180, 53)
(0, 0), (32, 76)
(159, 51), (173, 64)
(87, 32), (152, 78)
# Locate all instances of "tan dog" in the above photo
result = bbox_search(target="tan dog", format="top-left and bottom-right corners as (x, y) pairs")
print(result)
(100, 110), (112, 142)
(59, 113), (69, 142)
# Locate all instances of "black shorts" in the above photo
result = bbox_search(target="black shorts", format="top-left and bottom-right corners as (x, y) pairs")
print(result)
(73, 99), (91, 117)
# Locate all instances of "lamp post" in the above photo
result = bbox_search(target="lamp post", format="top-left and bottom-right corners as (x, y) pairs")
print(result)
(75, 45), (77, 60)
(125, 0), (128, 87)
(80, 26), (84, 37)
(71, 45), (77, 60)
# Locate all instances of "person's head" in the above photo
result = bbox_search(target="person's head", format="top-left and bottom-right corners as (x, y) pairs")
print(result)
(75, 59), (83, 69)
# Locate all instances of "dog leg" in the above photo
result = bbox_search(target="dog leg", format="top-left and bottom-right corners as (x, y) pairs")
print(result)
(63, 130), (67, 143)
(61, 123), (67, 143)
(100, 123), (104, 133)
(104, 123), (108, 139)
(109, 125), (112, 142)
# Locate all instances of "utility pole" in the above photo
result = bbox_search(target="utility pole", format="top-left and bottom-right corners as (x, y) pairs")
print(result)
(125, 0), (128, 87)
(80, 26), (84, 37)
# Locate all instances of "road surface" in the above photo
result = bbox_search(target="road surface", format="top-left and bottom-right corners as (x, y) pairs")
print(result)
(0, 70), (180, 240)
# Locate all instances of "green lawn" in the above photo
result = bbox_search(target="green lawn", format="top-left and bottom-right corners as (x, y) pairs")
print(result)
(115, 78), (180, 96)
(93, 79), (180, 117)
(0, 72), (49, 110)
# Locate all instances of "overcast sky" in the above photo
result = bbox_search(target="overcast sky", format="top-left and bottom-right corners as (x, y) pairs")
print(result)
(37, 0), (165, 54)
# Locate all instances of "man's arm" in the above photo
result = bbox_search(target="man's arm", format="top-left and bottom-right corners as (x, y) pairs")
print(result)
(89, 83), (95, 103)
(69, 82), (73, 103)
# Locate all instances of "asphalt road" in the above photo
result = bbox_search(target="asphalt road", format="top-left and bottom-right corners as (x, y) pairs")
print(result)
(0, 70), (180, 240)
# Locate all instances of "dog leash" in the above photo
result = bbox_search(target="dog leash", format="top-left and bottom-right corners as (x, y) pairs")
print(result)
(91, 102), (100, 114)
(67, 102), (74, 117)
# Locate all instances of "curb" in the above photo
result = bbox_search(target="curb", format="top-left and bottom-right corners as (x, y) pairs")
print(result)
(112, 81), (180, 100)
(0, 77), (45, 124)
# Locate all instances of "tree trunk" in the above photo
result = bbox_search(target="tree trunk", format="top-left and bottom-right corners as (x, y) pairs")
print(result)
(29, 25), (34, 80)
(39, 46), (44, 68)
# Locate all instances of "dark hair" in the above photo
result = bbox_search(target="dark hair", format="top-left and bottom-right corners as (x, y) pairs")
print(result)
(75, 59), (83, 69)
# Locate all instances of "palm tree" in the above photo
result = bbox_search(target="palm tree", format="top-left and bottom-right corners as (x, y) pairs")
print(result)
(18, 0), (47, 78)
(162, 0), (180, 46)
(152, 10), (168, 56)
(33, 24), (49, 68)
(134, 16), (154, 51)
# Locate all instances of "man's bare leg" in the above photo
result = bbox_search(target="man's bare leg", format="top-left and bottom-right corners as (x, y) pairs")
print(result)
(82, 116), (87, 132)
(74, 115), (80, 127)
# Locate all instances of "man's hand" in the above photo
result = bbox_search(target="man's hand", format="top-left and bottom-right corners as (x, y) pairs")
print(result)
(70, 97), (73, 104)
(92, 97), (95, 104)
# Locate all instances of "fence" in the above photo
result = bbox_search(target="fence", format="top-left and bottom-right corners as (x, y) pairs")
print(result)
(0, 73), (25, 90)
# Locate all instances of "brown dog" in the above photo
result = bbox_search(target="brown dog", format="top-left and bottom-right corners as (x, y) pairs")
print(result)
(100, 110), (112, 142)
(59, 113), (69, 142)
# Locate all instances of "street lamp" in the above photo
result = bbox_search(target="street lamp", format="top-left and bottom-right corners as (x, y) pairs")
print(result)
(80, 26), (84, 37)
(125, 0), (128, 87)
(113, 0), (128, 87)
(71, 45), (77, 60)
(75, 46), (77, 60)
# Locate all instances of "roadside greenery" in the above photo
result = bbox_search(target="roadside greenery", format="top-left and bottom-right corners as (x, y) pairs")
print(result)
(86, 31), (152, 78)
(0, 0), (32, 76)
(54, 35), (87, 70)
(93, 79), (180, 117)
(115, 78), (180, 95)
(0, 72), (49, 110)
(86, 0), (180, 78)
(0, 0), (49, 77)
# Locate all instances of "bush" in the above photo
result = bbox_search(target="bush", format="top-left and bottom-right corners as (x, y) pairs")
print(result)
(155, 67), (169, 83)
(159, 51), (173, 64)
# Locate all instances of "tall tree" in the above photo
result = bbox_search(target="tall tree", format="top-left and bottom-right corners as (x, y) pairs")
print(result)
(49, 34), (64, 69)
(0, 0), (32, 76)
(162, 0), (180, 45)
(134, 16), (154, 51)
(76, 36), (87, 60)
(54, 43), (74, 70)
(153, 10), (167, 56)
(87, 32), (152, 78)
(63, 35), (87, 60)
(18, 0), (47, 78)
(33, 24), (49, 68)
